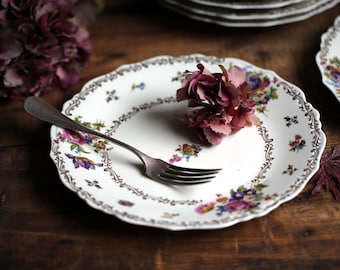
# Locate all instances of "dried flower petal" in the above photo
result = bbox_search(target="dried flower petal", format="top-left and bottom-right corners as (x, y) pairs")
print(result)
(177, 64), (257, 145)
(311, 145), (340, 200)
(0, 0), (97, 101)
(202, 127), (225, 145)
(223, 65), (246, 88)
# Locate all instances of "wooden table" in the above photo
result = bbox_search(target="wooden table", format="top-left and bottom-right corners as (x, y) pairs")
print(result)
(1, 1), (340, 269)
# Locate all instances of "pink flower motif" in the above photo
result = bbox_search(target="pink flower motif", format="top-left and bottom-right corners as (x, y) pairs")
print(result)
(177, 64), (258, 145)
(169, 154), (182, 164)
(224, 199), (255, 212)
(195, 202), (215, 214)
(59, 129), (91, 145)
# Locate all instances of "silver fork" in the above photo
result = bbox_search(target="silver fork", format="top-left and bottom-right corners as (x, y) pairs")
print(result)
(24, 96), (220, 185)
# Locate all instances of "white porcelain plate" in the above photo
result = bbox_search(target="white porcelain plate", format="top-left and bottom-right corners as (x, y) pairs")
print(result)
(173, 0), (330, 21)
(316, 15), (340, 102)
(189, 0), (307, 9)
(50, 54), (326, 230)
(159, 0), (339, 27)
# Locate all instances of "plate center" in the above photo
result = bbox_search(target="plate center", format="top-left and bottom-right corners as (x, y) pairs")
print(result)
(107, 99), (270, 203)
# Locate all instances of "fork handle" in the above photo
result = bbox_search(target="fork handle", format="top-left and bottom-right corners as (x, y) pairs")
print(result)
(24, 96), (149, 164)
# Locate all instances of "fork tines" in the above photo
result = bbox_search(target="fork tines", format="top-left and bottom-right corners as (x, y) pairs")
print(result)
(159, 165), (221, 184)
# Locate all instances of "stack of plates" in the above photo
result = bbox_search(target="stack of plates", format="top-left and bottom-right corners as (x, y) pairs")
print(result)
(158, 0), (340, 27)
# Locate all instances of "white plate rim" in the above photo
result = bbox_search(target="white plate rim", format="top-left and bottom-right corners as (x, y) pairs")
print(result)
(159, 0), (340, 27)
(188, 0), (308, 10)
(316, 15), (340, 102)
(165, 0), (329, 21)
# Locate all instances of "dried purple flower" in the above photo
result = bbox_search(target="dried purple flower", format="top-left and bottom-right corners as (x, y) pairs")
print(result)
(0, 0), (97, 101)
(312, 145), (340, 200)
(176, 64), (259, 145)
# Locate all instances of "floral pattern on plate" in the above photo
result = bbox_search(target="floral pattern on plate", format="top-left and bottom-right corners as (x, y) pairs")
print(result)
(316, 15), (340, 102)
(245, 69), (279, 113)
(195, 182), (279, 215)
(50, 54), (326, 230)
(169, 143), (202, 164)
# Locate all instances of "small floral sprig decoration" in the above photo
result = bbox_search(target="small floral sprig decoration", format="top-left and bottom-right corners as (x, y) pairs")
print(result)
(312, 145), (340, 200)
(0, 0), (100, 101)
(169, 143), (202, 164)
(176, 64), (259, 145)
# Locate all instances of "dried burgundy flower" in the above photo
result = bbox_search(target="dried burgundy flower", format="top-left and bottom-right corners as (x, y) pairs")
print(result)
(177, 64), (258, 145)
(312, 145), (340, 200)
(0, 0), (97, 101)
